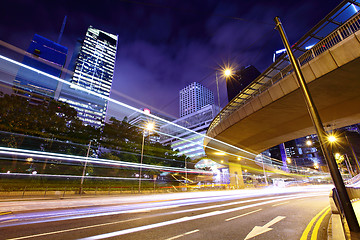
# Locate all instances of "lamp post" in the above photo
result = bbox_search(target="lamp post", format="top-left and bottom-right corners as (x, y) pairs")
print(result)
(138, 122), (155, 193)
(184, 157), (188, 189)
(215, 72), (221, 115)
(216, 67), (233, 117)
(80, 140), (92, 194)
(275, 16), (360, 232)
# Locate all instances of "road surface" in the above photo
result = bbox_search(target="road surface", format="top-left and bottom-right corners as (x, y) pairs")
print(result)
(0, 185), (332, 240)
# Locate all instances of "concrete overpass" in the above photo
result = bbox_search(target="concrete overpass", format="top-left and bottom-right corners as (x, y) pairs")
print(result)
(204, 2), (360, 185)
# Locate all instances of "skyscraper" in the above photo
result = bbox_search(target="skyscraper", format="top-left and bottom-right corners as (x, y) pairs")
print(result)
(13, 34), (68, 104)
(59, 26), (118, 128)
(161, 82), (218, 159)
(226, 65), (260, 102)
(179, 82), (214, 117)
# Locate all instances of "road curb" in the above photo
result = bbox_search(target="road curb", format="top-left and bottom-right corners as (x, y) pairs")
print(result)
(327, 213), (346, 240)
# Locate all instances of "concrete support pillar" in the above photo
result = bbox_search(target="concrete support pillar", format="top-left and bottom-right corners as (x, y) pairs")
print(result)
(228, 161), (245, 188)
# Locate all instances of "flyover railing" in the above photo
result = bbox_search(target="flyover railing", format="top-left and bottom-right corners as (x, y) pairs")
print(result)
(208, 6), (360, 134)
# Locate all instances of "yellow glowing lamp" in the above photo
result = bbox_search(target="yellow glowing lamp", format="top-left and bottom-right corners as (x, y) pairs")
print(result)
(224, 68), (232, 77)
(328, 135), (337, 143)
(145, 122), (155, 131)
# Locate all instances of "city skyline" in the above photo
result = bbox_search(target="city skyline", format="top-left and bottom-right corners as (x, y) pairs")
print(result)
(0, 0), (341, 118)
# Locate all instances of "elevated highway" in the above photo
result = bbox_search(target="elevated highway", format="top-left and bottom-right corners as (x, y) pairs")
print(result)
(204, 2), (360, 185)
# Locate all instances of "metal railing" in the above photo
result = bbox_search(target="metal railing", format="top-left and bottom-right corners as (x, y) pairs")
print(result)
(208, 9), (360, 134)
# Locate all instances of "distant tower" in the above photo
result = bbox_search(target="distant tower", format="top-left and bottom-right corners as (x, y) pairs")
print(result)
(13, 34), (68, 104)
(226, 65), (260, 102)
(179, 82), (214, 117)
(59, 26), (118, 128)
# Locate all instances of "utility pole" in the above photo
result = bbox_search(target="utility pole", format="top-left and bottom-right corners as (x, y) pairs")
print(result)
(274, 16), (360, 232)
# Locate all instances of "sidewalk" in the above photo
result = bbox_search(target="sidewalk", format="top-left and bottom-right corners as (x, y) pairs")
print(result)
(328, 200), (360, 240)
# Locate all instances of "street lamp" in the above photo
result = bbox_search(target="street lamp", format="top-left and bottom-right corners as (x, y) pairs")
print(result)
(328, 134), (337, 143)
(314, 162), (319, 170)
(306, 140), (312, 146)
(223, 68), (233, 78)
(138, 122), (155, 193)
(215, 65), (235, 117)
(80, 140), (93, 194)
(274, 16), (359, 231)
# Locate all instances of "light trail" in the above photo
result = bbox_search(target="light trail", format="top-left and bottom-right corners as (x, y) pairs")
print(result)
(0, 49), (327, 176)
(0, 173), (150, 181)
(78, 193), (328, 240)
(0, 53), (258, 160)
(0, 191), (328, 229)
(0, 146), (211, 174)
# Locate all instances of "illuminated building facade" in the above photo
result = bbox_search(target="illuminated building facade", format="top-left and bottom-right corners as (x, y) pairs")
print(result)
(226, 65), (260, 102)
(13, 34), (68, 103)
(59, 26), (118, 128)
(161, 104), (219, 159)
(179, 82), (214, 117)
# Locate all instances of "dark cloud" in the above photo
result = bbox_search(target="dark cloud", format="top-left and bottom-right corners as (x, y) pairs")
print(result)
(1, 0), (340, 118)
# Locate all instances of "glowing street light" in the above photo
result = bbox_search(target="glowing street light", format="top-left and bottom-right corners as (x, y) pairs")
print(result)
(314, 162), (319, 169)
(328, 134), (337, 143)
(306, 140), (312, 146)
(139, 122), (155, 192)
(224, 68), (232, 77)
(215, 64), (236, 117)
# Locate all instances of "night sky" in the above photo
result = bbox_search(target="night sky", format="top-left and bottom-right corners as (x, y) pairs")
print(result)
(1, 0), (340, 119)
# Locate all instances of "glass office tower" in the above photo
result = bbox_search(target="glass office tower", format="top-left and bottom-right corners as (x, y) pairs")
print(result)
(59, 26), (118, 128)
(13, 34), (68, 103)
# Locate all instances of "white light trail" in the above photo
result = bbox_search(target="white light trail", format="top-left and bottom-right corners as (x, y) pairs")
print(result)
(0, 146), (211, 174)
(79, 193), (327, 240)
(0, 53), (258, 161)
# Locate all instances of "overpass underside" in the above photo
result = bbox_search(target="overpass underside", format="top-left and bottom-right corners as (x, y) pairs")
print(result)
(205, 30), (360, 157)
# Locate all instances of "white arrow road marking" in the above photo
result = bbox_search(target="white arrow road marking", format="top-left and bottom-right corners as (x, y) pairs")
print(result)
(244, 216), (286, 240)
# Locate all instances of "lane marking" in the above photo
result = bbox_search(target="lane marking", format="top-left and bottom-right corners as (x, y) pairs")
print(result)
(225, 209), (262, 221)
(7, 193), (328, 240)
(311, 208), (331, 240)
(165, 229), (199, 240)
(0, 212), (12, 215)
(300, 206), (330, 240)
(170, 193), (325, 216)
(1, 218), (18, 223)
(272, 201), (289, 207)
(6, 218), (141, 240)
(0, 193), (325, 228)
(78, 194), (323, 240)
(245, 216), (286, 240)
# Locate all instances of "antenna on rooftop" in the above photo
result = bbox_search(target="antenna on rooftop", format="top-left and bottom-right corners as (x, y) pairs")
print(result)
(57, 16), (67, 44)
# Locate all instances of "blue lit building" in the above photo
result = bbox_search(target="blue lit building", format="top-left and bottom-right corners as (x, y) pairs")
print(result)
(59, 26), (118, 128)
(13, 34), (68, 103)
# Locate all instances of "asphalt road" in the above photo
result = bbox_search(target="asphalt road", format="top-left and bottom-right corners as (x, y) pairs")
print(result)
(0, 185), (332, 240)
